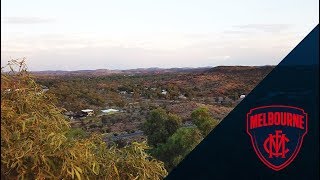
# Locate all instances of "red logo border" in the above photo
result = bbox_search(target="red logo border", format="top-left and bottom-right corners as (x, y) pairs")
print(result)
(246, 105), (308, 171)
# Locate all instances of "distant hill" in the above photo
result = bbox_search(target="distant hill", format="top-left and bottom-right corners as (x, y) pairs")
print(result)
(205, 65), (275, 73)
(31, 66), (276, 79)
(31, 67), (213, 76)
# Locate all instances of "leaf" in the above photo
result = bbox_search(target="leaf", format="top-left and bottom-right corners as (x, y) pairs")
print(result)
(22, 121), (26, 132)
(113, 164), (119, 177)
(92, 162), (98, 175)
(72, 167), (75, 179)
(74, 166), (82, 174)
(75, 168), (81, 180)
(47, 132), (55, 140)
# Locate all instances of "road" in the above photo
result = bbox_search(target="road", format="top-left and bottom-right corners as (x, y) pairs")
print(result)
(104, 124), (196, 142)
(109, 130), (144, 141)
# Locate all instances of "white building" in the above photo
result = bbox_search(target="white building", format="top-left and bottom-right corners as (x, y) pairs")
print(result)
(161, 90), (168, 95)
(101, 109), (119, 114)
(81, 109), (94, 116)
(178, 94), (187, 100)
(240, 94), (246, 99)
(119, 91), (127, 94)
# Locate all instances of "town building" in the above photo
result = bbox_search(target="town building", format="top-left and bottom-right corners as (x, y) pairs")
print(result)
(101, 109), (119, 114)
(81, 109), (94, 116)
(161, 90), (168, 95)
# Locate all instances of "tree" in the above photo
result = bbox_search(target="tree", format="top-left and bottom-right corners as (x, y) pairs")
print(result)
(1, 60), (167, 179)
(142, 108), (182, 147)
(167, 84), (179, 99)
(191, 107), (219, 136)
(152, 127), (203, 171)
(184, 88), (195, 99)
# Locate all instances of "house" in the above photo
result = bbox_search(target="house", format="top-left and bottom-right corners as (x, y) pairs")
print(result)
(42, 88), (49, 93)
(216, 97), (224, 103)
(119, 91), (127, 95)
(101, 109), (119, 114)
(240, 94), (246, 99)
(161, 90), (168, 95)
(40, 85), (49, 92)
(178, 94), (187, 100)
(81, 109), (94, 116)
(35, 86), (49, 95)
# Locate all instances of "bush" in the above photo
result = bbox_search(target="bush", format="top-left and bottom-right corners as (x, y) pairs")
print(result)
(152, 127), (203, 171)
(142, 108), (182, 147)
(191, 107), (219, 136)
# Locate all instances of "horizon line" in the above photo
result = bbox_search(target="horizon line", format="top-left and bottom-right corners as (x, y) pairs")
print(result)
(27, 64), (276, 72)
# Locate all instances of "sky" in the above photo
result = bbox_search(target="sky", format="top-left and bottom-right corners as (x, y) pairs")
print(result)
(1, 0), (319, 71)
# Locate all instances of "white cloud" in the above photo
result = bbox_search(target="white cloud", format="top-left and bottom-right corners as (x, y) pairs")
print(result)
(1, 17), (55, 24)
(233, 24), (293, 33)
(1, 27), (304, 70)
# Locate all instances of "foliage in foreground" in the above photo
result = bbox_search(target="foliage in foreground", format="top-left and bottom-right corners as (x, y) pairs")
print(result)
(1, 60), (167, 179)
(142, 108), (182, 147)
(152, 127), (203, 170)
(143, 107), (219, 171)
(191, 107), (219, 137)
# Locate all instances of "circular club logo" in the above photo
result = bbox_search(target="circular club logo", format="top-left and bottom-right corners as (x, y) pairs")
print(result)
(246, 105), (308, 171)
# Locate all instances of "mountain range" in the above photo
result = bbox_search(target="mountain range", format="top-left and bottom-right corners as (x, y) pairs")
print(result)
(31, 66), (274, 76)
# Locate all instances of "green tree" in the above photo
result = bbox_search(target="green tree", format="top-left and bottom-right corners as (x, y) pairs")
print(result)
(153, 127), (203, 171)
(142, 108), (182, 147)
(167, 84), (179, 99)
(191, 107), (219, 136)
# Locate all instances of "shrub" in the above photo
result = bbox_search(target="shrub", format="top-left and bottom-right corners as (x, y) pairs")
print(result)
(191, 107), (219, 136)
(142, 108), (182, 147)
(152, 127), (203, 171)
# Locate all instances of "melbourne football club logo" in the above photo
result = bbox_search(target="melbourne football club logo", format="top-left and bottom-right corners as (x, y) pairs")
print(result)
(246, 105), (308, 171)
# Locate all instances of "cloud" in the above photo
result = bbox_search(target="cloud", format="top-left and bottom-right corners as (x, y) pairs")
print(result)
(222, 30), (253, 35)
(233, 24), (293, 33)
(1, 17), (55, 24)
(0, 24), (303, 71)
